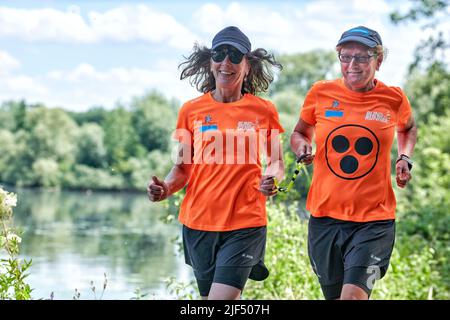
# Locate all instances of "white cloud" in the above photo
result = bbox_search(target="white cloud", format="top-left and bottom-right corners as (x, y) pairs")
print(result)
(0, 50), (20, 73)
(192, 3), (224, 33)
(0, 5), (197, 49)
(193, 1), (393, 52)
(0, 1), (445, 111)
(88, 4), (196, 49)
(3, 75), (48, 95)
(193, 2), (293, 48)
(0, 50), (48, 101)
(5, 62), (198, 111)
(0, 7), (94, 42)
(191, 0), (423, 87)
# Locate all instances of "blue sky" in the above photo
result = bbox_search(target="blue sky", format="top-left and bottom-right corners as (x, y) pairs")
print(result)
(0, 0), (447, 111)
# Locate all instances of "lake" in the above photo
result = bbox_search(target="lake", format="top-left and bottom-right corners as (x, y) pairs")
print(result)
(7, 187), (194, 300)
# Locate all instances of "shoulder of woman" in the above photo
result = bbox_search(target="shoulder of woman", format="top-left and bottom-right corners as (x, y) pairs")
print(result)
(378, 81), (408, 99)
(310, 79), (339, 92)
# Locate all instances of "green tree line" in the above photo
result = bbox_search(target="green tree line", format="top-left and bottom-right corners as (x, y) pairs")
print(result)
(0, 91), (179, 191)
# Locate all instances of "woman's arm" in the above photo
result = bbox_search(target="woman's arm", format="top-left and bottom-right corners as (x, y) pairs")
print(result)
(290, 118), (315, 164)
(147, 143), (192, 201)
(396, 115), (417, 188)
(260, 134), (285, 197)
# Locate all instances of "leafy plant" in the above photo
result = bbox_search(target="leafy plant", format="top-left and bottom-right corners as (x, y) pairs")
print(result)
(0, 186), (32, 299)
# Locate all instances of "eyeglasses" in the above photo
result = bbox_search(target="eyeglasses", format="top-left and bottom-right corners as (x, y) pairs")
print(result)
(338, 54), (376, 64)
(211, 46), (245, 64)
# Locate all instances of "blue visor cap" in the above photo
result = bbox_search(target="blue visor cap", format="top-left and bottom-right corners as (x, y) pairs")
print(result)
(336, 26), (382, 48)
(212, 26), (251, 54)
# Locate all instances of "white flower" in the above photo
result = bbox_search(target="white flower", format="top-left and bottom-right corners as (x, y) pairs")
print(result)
(6, 233), (21, 243)
(4, 194), (17, 207)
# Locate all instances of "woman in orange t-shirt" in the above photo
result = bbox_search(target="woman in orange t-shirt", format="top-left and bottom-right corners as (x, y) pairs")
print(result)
(291, 26), (417, 300)
(147, 26), (284, 300)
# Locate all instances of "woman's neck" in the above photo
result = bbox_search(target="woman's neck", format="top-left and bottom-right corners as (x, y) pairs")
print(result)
(211, 88), (243, 103)
(344, 78), (377, 93)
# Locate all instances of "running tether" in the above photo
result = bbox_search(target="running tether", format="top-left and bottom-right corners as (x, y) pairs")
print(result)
(274, 154), (309, 193)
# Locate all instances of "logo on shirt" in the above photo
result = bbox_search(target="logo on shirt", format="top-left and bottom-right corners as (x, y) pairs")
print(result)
(325, 124), (380, 180)
(199, 124), (218, 132)
(365, 111), (390, 123)
(370, 254), (381, 262)
(237, 121), (256, 131)
(325, 100), (344, 118)
(241, 253), (254, 259)
(199, 115), (218, 132)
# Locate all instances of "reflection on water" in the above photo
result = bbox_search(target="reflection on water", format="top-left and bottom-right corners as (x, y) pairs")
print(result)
(9, 187), (193, 300)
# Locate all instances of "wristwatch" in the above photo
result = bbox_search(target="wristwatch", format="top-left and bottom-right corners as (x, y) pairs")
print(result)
(396, 154), (413, 171)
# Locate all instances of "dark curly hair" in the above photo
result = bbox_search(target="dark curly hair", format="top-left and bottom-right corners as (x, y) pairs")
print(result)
(178, 43), (282, 95)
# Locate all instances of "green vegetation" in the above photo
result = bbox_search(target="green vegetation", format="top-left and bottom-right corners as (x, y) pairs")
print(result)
(0, 91), (175, 191)
(0, 187), (32, 299)
(244, 203), (447, 300)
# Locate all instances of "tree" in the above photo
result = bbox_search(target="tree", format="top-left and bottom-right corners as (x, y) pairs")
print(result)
(391, 0), (449, 71)
(131, 91), (177, 152)
(404, 61), (450, 123)
(390, 0), (450, 298)
(0, 130), (17, 181)
(68, 106), (108, 126)
(0, 105), (80, 187)
(0, 100), (28, 132)
(270, 50), (339, 96)
(76, 123), (107, 168)
(24, 106), (79, 165)
(31, 158), (61, 188)
(102, 106), (145, 170)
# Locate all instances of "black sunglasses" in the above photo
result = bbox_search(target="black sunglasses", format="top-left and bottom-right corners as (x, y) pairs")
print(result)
(211, 46), (245, 64)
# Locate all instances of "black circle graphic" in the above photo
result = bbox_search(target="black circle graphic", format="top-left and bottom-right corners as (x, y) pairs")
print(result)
(355, 137), (373, 155)
(340, 155), (358, 173)
(325, 124), (380, 180)
(332, 135), (349, 153)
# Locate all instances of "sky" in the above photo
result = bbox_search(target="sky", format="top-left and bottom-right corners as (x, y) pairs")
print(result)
(0, 0), (447, 111)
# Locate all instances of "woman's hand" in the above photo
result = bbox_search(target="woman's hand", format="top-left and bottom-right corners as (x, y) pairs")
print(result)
(291, 119), (315, 165)
(396, 161), (412, 188)
(296, 150), (315, 165)
(259, 175), (278, 196)
(147, 176), (170, 202)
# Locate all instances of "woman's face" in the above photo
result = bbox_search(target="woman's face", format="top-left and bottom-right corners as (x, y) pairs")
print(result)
(211, 45), (249, 92)
(339, 42), (381, 92)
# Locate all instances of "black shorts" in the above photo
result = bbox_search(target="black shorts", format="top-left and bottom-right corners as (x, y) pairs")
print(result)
(308, 216), (395, 299)
(182, 225), (269, 297)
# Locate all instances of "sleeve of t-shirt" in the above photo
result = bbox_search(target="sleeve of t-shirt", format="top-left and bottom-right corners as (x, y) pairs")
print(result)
(173, 103), (192, 145)
(267, 101), (285, 136)
(397, 89), (412, 130)
(300, 85), (318, 125)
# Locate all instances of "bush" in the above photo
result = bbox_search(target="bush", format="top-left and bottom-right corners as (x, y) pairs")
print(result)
(0, 186), (32, 299)
(244, 202), (447, 300)
(245, 202), (322, 299)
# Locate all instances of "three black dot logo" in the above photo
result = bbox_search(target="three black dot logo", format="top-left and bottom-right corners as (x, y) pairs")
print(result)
(325, 125), (379, 180)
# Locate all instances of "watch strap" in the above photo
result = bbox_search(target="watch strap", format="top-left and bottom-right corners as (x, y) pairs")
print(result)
(396, 154), (413, 171)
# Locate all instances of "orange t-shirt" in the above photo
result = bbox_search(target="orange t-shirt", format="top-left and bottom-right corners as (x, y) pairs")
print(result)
(175, 92), (284, 231)
(300, 78), (412, 222)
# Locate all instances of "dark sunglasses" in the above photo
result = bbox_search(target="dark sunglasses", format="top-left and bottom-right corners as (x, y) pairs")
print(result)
(211, 46), (245, 64)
